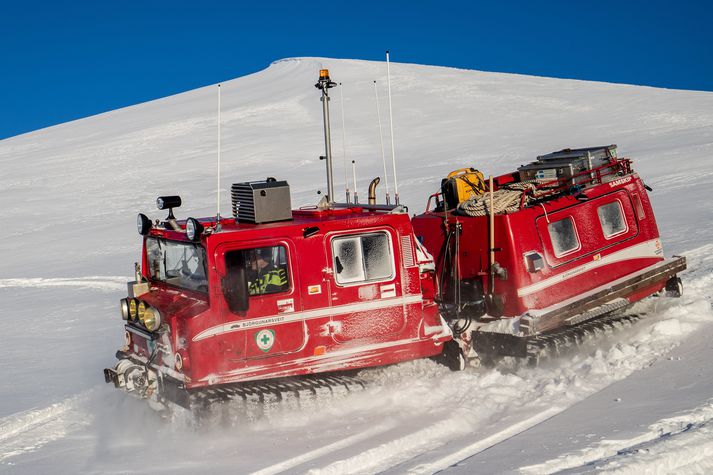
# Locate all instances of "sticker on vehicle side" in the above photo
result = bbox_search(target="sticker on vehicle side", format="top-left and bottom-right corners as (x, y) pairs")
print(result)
(277, 298), (294, 313)
(255, 329), (275, 353)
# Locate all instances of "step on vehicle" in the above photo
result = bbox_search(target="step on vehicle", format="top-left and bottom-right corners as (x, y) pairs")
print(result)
(412, 145), (686, 365)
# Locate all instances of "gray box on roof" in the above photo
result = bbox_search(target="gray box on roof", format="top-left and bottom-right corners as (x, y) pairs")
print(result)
(231, 179), (292, 224)
(518, 145), (617, 183)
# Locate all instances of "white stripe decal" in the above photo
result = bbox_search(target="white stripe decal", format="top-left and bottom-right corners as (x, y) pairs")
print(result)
(192, 294), (423, 342)
(200, 336), (425, 381)
(517, 238), (663, 297)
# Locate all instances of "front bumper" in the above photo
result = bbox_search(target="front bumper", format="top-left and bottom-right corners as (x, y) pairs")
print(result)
(103, 351), (191, 409)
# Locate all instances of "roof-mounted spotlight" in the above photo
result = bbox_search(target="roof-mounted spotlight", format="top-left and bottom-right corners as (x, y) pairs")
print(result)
(186, 217), (204, 241)
(156, 195), (181, 220)
(137, 213), (152, 235)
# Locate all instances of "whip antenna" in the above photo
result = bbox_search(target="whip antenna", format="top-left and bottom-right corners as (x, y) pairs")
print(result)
(386, 51), (400, 205)
(339, 83), (350, 203)
(216, 84), (222, 225)
(352, 160), (359, 204)
(373, 81), (390, 205)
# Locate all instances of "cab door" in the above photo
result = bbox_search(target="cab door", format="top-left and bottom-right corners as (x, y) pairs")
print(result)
(325, 229), (407, 343)
(218, 240), (306, 363)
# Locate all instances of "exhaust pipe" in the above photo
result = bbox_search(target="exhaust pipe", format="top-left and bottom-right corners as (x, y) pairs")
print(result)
(368, 177), (380, 205)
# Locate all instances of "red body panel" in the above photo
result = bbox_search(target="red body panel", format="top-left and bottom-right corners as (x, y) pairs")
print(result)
(127, 207), (449, 390)
(412, 171), (665, 319)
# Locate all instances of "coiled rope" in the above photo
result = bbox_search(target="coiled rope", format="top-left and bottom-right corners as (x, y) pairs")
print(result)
(457, 182), (545, 216)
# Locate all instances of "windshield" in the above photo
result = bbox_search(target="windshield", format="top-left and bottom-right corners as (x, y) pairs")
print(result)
(146, 237), (208, 293)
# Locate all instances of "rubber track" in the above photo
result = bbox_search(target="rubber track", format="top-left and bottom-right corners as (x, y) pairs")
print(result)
(189, 372), (367, 408)
(525, 313), (641, 366)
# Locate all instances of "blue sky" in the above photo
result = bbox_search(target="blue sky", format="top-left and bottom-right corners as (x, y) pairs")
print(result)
(1, 0), (711, 139)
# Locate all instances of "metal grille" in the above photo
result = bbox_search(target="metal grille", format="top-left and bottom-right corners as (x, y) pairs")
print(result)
(401, 235), (415, 268)
(231, 183), (255, 220)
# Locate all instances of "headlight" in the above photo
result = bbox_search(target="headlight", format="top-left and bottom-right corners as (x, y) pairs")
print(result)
(120, 298), (130, 320)
(128, 298), (138, 321)
(186, 217), (204, 241)
(138, 301), (147, 324)
(137, 213), (152, 235)
(143, 307), (162, 332)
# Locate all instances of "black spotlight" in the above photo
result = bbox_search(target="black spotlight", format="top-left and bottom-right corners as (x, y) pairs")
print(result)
(156, 196), (181, 220)
(186, 217), (204, 241)
(137, 213), (152, 235)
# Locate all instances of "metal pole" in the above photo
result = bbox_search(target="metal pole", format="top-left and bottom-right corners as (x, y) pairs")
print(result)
(352, 160), (359, 204)
(339, 83), (350, 203)
(315, 70), (337, 204)
(216, 84), (222, 224)
(489, 176), (495, 295)
(386, 51), (400, 205)
(374, 81), (390, 205)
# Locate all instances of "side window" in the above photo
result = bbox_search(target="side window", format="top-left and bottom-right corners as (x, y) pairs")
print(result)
(597, 201), (627, 238)
(225, 245), (290, 298)
(547, 218), (580, 257)
(632, 193), (646, 220)
(332, 232), (394, 285)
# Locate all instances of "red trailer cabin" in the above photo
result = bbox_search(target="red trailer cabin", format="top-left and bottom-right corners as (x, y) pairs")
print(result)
(412, 145), (686, 362)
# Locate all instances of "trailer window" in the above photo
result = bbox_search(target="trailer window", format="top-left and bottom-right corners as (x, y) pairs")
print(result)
(547, 218), (580, 257)
(332, 233), (394, 285)
(598, 201), (627, 238)
(146, 237), (208, 293)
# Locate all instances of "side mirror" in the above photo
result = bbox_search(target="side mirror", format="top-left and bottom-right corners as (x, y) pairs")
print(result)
(222, 251), (249, 314)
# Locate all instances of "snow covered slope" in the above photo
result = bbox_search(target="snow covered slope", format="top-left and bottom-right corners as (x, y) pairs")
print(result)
(1, 57), (712, 474)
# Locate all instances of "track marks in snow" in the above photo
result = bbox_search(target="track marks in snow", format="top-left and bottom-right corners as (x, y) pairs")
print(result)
(521, 400), (713, 474)
(303, 407), (564, 475)
(252, 422), (397, 475)
(407, 407), (564, 474)
(0, 393), (91, 463)
(306, 419), (474, 475)
(0, 276), (127, 292)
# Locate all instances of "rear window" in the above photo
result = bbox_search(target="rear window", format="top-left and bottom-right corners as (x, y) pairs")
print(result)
(547, 218), (580, 257)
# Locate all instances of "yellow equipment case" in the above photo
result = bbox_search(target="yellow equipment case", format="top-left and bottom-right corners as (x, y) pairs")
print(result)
(441, 168), (487, 209)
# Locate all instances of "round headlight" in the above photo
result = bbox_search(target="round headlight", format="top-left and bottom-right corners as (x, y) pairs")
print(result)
(143, 307), (162, 332)
(138, 301), (147, 324)
(120, 298), (130, 320)
(137, 213), (152, 235)
(186, 217), (204, 241)
(128, 298), (138, 321)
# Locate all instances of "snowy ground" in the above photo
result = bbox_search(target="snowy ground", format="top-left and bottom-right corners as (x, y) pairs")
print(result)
(0, 57), (712, 474)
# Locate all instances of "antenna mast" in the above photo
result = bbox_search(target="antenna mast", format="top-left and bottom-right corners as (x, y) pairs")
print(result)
(373, 81), (390, 205)
(352, 160), (358, 204)
(386, 51), (400, 205)
(339, 83), (350, 203)
(216, 84), (222, 224)
(315, 69), (337, 205)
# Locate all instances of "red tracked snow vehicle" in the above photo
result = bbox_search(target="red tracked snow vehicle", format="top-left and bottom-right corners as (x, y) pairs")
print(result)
(412, 145), (686, 363)
(103, 70), (454, 410)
